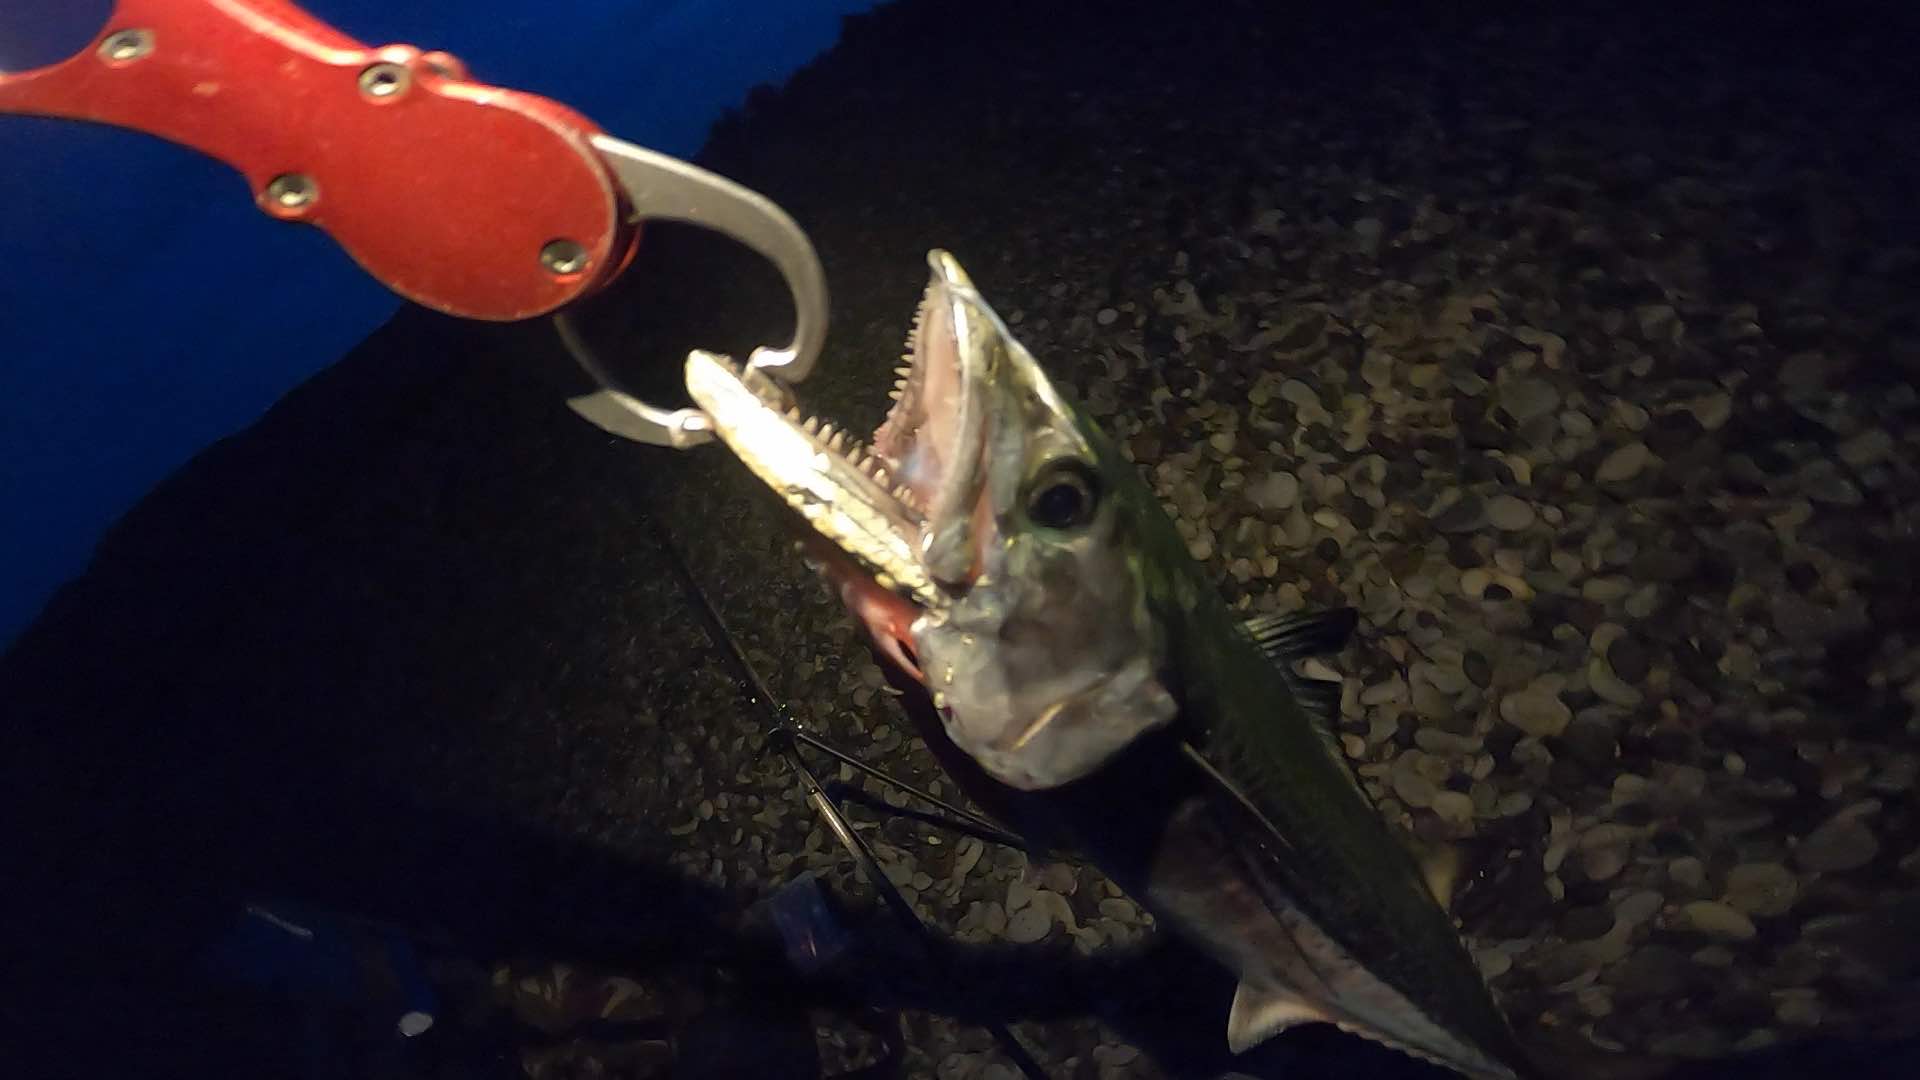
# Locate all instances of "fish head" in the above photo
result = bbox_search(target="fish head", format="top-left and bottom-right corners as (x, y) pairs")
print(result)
(688, 250), (1175, 790)
(889, 251), (1179, 789)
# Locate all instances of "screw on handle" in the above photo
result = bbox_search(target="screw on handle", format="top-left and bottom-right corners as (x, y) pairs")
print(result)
(0, 0), (634, 321)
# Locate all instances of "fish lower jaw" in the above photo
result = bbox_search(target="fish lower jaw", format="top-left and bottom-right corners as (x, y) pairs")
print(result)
(683, 349), (936, 605)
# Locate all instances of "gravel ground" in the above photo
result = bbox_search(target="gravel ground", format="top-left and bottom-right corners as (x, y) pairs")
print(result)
(6, 1), (1919, 1078)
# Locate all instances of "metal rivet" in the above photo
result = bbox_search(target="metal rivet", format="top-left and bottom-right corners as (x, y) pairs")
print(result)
(539, 239), (589, 276)
(357, 62), (411, 100)
(266, 173), (318, 210)
(99, 29), (154, 63)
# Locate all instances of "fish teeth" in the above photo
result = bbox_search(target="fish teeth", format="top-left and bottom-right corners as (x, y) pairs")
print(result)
(784, 406), (801, 421)
(827, 430), (847, 452)
(888, 388), (902, 401)
(802, 416), (821, 435)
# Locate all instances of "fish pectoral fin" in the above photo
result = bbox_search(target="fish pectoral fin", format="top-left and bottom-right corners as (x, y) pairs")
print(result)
(1245, 607), (1356, 731)
(1243, 607), (1359, 663)
(1226, 979), (1334, 1053)
(1288, 676), (1342, 725)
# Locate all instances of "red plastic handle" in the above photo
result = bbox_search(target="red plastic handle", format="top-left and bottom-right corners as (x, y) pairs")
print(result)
(0, 0), (637, 321)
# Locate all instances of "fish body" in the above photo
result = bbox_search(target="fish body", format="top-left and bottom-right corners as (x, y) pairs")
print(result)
(686, 251), (1527, 1079)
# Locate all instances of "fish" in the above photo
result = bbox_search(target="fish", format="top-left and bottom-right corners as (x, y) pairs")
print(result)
(684, 249), (1531, 1079)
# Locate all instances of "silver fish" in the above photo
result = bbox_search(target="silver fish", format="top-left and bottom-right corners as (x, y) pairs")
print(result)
(687, 250), (1530, 1078)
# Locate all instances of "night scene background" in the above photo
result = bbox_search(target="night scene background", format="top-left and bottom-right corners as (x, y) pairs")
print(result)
(3, 2), (1919, 1079)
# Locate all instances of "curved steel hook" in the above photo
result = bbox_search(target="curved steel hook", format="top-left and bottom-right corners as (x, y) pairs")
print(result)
(560, 133), (828, 448)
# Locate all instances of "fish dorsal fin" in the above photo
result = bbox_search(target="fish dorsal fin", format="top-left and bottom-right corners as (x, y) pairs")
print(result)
(1227, 979), (1334, 1053)
(1244, 607), (1359, 665)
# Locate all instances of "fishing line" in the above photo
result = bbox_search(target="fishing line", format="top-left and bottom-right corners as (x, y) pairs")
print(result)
(645, 513), (1051, 1080)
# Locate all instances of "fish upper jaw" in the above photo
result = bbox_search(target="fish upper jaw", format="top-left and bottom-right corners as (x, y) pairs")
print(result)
(691, 248), (1177, 790)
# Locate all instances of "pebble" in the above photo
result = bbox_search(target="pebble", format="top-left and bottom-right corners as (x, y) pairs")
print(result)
(1362, 676), (1409, 706)
(1649, 1029), (1729, 1060)
(1837, 428), (1893, 468)
(1616, 890), (1665, 929)
(1596, 442), (1654, 483)
(1624, 584), (1662, 619)
(1581, 843), (1629, 882)
(952, 838), (984, 879)
(1006, 905), (1053, 944)
(1486, 494), (1536, 531)
(1475, 947), (1513, 979)
(1724, 862), (1797, 917)
(1562, 715), (1619, 766)
(1795, 814), (1880, 872)
(1588, 657), (1645, 707)
(1775, 989), (1823, 1028)
(1500, 377), (1561, 423)
(1561, 905), (1615, 940)
(1677, 900), (1757, 941)
(1615, 946), (1695, 1000)
(1605, 636), (1650, 683)
(1431, 790), (1475, 827)
(1582, 576), (1634, 603)
(1096, 307), (1119, 326)
(1687, 392), (1733, 430)
(1769, 593), (1830, 646)
(1247, 470), (1300, 511)
(1609, 399), (1652, 432)
(1361, 349), (1395, 389)
(1431, 495), (1487, 533)
(1668, 856), (1707, 892)
(1392, 759), (1441, 809)
(1500, 684), (1571, 737)
(1463, 650), (1493, 688)
(1039, 862), (1077, 895)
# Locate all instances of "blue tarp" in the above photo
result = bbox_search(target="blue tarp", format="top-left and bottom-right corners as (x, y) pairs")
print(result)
(0, 0), (877, 645)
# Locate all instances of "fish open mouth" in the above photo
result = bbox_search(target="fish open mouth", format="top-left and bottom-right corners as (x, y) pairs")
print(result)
(684, 250), (987, 617)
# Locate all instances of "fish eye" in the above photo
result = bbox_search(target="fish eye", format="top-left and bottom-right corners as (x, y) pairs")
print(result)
(1026, 459), (1100, 530)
